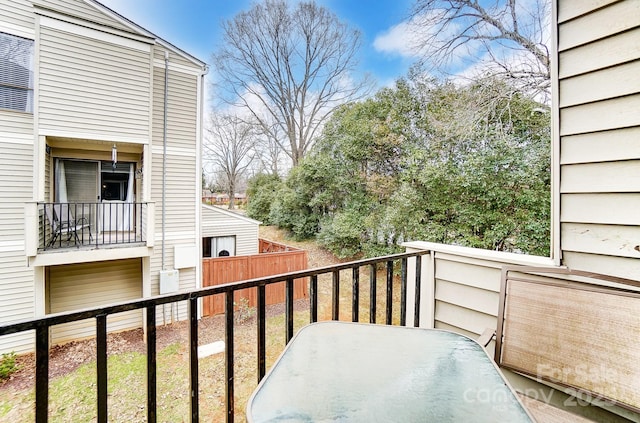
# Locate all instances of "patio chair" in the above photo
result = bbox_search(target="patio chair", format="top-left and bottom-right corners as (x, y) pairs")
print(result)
(481, 266), (640, 422)
(45, 204), (92, 247)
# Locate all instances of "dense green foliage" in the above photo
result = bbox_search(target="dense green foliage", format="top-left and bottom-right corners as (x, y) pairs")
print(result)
(245, 173), (282, 224)
(247, 74), (551, 258)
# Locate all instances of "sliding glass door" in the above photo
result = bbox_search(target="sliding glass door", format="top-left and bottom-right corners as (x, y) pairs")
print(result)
(55, 159), (135, 234)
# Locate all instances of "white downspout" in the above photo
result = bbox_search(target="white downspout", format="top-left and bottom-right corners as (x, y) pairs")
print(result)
(163, 51), (169, 323)
(162, 51), (168, 272)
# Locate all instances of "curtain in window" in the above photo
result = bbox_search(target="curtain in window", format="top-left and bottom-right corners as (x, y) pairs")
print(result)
(55, 160), (68, 203)
(121, 163), (134, 231)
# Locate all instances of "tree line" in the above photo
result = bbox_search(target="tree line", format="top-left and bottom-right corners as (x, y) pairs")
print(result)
(206, 0), (551, 256)
(247, 74), (550, 257)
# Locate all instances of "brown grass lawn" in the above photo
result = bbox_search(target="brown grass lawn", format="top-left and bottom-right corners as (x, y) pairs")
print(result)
(0, 226), (404, 422)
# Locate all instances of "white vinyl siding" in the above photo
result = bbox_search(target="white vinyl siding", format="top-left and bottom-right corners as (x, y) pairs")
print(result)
(0, 139), (32, 240)
(0, 0), (34, 30)
(147, 60), (200, 315)
(38, 25), (151, 141)
(557, 1), (640, 277)
(202, 205), (260, 256)
(40, 0), (133, 32)
(48, 259), (142, 344)
(152, 66), (198, 149)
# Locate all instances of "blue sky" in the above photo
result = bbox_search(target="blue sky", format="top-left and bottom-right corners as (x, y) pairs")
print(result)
(99, 0), (418, 89)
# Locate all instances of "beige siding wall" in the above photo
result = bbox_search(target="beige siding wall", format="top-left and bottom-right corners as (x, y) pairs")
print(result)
(0, 0), (33, 30)
(0, 0), (36, 354)
(557, 0), (640, 278)
(202, 205), (260, 256)
(148, 57), (200, 319)
(48, 259), (143, 344)
(40, 0), (132, 32)
(0, 134), (35, 353)
(38, 24), (151, 141)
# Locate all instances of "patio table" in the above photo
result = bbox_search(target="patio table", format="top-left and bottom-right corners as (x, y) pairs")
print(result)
(247, 321), (533, 422)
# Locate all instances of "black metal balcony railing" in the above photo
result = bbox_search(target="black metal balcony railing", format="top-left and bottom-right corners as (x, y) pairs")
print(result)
(38, 202), (147, 251)
(0, 251), (427, 423)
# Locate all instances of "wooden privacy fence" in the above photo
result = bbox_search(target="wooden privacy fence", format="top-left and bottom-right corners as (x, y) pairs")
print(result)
(202, 246), (308, 316)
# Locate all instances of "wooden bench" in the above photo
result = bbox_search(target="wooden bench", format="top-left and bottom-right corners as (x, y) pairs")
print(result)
(481, 266), (640, 422)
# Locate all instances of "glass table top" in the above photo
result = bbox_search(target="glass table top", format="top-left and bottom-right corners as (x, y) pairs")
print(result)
(247, 322), (533, 422)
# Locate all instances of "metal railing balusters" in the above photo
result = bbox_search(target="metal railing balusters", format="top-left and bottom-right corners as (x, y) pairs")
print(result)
(310, 275), (318, 324)
(146, 305), (157, 423)
(286, 278), (294, 343)
(369, 263), (377, 324)
(35, 325), (48, 423)
(37, 202), (148, 250)
(225, 292), (235, 423)
(400, 258), (407, 326)
(257, 285), (266, 382)
(0, 250), (429, 421)
(386, 261), (394, 325)
(414, 255), (422, 327)
(96, 314), (108, 423)
(188, 298), (199, 422)
(332, 270), (340, 321)
(352, 267), (359, 322)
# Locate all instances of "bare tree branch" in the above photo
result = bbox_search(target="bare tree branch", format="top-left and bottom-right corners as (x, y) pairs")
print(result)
(410, 0), (550, 99)
(204, 114), (256, 209)
(213, 0), (372, 166)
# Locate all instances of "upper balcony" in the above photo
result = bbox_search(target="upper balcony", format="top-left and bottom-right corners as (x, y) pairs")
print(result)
(25, 201), (154, 266)
(24, 136), (155, 265)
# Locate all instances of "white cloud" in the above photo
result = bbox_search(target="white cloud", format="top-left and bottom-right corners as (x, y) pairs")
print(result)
(373, 20), (421, 58)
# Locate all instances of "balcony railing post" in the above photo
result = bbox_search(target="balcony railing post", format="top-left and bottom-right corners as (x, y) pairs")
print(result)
(400, 258), (407, 326)
(386, 261), (394, 325)
(188, 298), (199, 422)
(369, 264), (377, 324)
(286, 278), (294, 343)
(146, 305), (157, 423)
(96, 314), (108, 423)
(352, 267), (359, 322)
(309, 275), (318, 324)
(414, 255), (422, 328)
(332, 270), (340, 321)
(257, 285), (266, 382)
(35, 325), (49, 423)
(225, 291), (235, 423)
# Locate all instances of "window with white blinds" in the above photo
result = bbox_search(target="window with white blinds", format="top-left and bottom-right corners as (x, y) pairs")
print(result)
(0, 32), (34, 113)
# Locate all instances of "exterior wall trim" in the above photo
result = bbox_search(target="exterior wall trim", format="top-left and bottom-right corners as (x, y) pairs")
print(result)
(0, 21), (35, 38)
(402, 241), (556, 267)
(38, 15), (152, 52)
(39, 129), (149, 145)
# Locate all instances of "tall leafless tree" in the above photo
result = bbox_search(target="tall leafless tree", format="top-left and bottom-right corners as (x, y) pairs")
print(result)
(204, 114), (255, 210)
(409, 0), (550, 99)
(213, 0), (372, 166)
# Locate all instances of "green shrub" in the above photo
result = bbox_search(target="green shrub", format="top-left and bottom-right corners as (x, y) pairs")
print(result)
(0, 351), (18, 380)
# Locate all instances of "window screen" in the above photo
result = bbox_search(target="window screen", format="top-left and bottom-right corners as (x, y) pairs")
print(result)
(0, 32), (34, 113)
